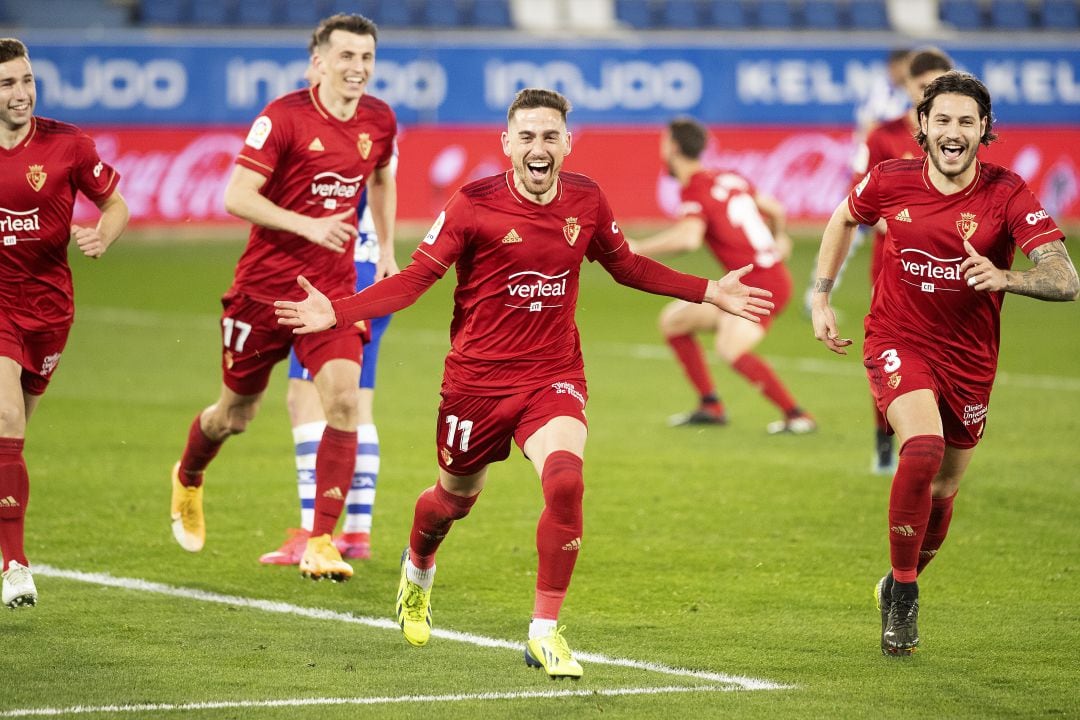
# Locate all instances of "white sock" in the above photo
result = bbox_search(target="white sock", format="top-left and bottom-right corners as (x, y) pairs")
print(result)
(292, 421), (326, 532)
(529, 618), (557, 640)
(406, 560), (435, 590)
(343, 423), (379, 534)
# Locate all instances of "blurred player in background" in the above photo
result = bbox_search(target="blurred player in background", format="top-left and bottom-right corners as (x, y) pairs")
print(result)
(0, 38), (129, 608)
(811, 72), (1078, 657)
(854, 48), (954, 474)
(168, 14), (397, 583)
(274, 89), (774, 678)
(631, 118), (814, 434)
(259, 37), (398, 567)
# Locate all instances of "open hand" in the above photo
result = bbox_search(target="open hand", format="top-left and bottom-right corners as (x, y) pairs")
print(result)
(704, 264), (774, 322)
(274, 275), (335, 334)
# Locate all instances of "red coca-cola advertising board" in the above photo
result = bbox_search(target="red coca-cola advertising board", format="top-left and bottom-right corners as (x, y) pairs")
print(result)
(75, 126), (1080, 226)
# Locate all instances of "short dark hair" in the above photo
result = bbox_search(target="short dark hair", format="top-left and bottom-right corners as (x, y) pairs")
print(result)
(915, 71), (998, 149)
(908, 47), (953, 78)
(506, 88), (571, 124)
(667, 117), (708, 160)
(0, 38), (29, 65)
(887, 48), (912, 65)
(312, 14), (379, 51)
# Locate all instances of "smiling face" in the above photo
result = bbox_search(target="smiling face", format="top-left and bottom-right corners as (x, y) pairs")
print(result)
(313, 29), (375, 103)
(0, 55), (35, 133)
(501, 105), (571, 203)
(920, 92), (985, 182)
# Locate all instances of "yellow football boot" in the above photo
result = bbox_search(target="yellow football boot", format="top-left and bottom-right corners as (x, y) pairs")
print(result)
(170, 462), (205, 552)
(299, 533), (353, 582)
(525, 626), (584, 680)
(396, 549), (432, 647)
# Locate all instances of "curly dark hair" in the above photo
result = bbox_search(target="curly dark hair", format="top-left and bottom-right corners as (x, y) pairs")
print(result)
(915, 71), (998, 149)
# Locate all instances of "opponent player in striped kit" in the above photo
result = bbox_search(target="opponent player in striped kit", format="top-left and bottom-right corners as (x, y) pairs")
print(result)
(812, 72), (1078, 656)
(276, 88), (774, 678)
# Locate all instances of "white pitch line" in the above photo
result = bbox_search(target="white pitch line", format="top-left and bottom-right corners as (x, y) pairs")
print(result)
(1, 685), (735, 718)
(35, 565), (791, 693)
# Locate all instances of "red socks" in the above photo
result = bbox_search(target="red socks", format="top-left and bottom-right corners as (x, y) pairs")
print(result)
(311, 426), (358, 537)
(666, 334), (716, 399)
(918, 492), (957, 574)
(732, 353), (799, 415)
(0, 438), (29, 570)
(178, 414), (223, 488)
(409, 481), (479, 569)
(534, 451), (584, 620)
(889, 435), (946, 583)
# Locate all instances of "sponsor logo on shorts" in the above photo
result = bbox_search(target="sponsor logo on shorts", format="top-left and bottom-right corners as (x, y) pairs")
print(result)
(40, 352), (61, 376)
(962, 402), (987, 428)
(551, 381), (585, 406)
(440, 446), (453, 466)
(888, 372), (901, 389)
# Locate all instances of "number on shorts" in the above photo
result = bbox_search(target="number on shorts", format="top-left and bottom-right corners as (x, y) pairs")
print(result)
(444, 414), (474, 452)
(222, 317), (252, 353)
(878, 348), (901, 373)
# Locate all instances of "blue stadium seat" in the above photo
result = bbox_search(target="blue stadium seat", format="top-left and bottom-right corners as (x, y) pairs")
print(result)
(326, 0), (378, 19)
(419, 0), (467, 27)
(661, 0), (703, 28)
(940, 0), (984, 29)
(235, 0), (279, 26)
(190, 0), (235, 25)
(848, 0), (890, 30)
(706, 0), (749, 27)
(1042, 0), (1080, 29)
(803, 0), (845, 29)
(281, 2), (325, 26)
(473, 0), (512, 27)
(616, 0), (656, 28)
(370, 0), (415, 26)
(989, 0), (1033, 28)
(141, 0), (191, 24)
(756, 0), (796, 28)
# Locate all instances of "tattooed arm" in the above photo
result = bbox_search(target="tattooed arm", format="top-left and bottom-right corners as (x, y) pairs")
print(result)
(962, 240), (1080, 302)
(811, 202), (860, 354)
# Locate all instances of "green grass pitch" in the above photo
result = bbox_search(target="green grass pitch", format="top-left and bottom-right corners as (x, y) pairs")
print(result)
(3, 228), (1078, 719)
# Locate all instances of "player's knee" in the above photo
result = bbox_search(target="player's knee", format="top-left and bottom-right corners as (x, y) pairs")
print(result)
(541, 454), (584, 511)
(0, 400), (26, 437)
(322, 390), (359, 428)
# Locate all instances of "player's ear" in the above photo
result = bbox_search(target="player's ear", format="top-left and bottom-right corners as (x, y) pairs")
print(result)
(501, 130), (511, 157)
(565, 131), (572, 156)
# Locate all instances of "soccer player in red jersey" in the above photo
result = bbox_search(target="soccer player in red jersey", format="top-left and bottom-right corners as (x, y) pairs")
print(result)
(0, 38), (129, 608)
(275, 88), (774, 678)
(168, 14), (397, 583)
(852, 48), (954, 474)
(631, 118), (814, 434)
(811, 72), (1078, 656)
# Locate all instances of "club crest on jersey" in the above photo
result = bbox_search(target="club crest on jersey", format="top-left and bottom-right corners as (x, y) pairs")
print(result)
(888, 372), (902, 390)
(26, 164), (46, 192)
(956, 212), (978, 242)
(357, 133), (372, 160)
(563, 217), (580, 246)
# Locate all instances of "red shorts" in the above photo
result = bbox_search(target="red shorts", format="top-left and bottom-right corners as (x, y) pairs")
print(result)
(435, 378), (589, 476)
(0, 313), (70, 396)
(863, 337), (991, 448)
(220, 291), (363, 396)
(743, 264), (791, 331)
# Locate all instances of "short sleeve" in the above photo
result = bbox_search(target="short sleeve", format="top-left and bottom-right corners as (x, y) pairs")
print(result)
(1005, 181), (1065, 254)
(235, 104), (290, 179)
(411, 190), (474, 275)
(376, 115), (398, 169)
(848, 166), (882, 227)
(585, 186), (629, 262)
(72, 133), (119, 204)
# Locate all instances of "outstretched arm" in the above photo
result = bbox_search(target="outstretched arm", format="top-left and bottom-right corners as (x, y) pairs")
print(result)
(811, 201), (860, 355)
(628, 216), (706, 258)
(275, 260), (442, 334)
(962, 239), (1079, 302)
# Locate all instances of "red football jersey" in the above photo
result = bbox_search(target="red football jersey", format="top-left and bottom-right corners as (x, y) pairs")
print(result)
(230, 87), (396, 304)
(849, 158), (1064, 382)
(0, 117), (120, 331)
(413, 170), (695, 395)
(678, 169), (788, 288)
(852, 116), (921, 179)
